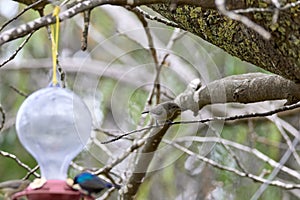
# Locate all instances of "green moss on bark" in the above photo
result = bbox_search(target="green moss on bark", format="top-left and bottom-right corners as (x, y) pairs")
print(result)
(150, 1), (300, 81)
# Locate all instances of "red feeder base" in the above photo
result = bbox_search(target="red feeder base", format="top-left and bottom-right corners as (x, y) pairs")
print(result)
(12, 180), (93, 200)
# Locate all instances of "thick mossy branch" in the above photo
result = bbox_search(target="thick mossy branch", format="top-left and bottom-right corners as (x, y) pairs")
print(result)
(3, 1), (300, 82)
(151, 1), (300, 82)
(175, 73), (300, 114)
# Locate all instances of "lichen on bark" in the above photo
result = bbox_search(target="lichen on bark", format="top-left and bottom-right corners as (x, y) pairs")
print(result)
(150, 1), (300, 82)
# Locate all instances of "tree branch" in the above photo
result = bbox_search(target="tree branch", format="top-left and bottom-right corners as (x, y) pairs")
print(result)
(0, 0), (215, 46)
(5, 0), (300, 82)
(150, 1), (300, 81)
(164, 139), (300, 190)
(121, 116), (179, 199)
(172, 136), (300, 180)
(175, 73), (300, 115)
(0, 104), (5, 133)
(0, 150), (40, 178)
(0, 32), (34, 67)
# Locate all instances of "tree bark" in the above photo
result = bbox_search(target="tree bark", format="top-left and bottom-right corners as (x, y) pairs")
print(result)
(150, 1), (300, 82)
(3, 1), (300, 82)
(176, 73), (300, 114)
(122, 72), (300, 199)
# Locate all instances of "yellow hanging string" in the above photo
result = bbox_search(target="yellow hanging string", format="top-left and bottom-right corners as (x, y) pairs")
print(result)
(51, 6), (60, 86)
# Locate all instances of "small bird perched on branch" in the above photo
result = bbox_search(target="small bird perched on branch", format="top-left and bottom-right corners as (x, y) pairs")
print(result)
(72, 172), (120, 198)
(0, 179), (30, 200)
(142, 101), (181, 124)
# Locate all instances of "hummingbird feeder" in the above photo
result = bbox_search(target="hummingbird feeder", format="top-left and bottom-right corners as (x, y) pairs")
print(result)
(12, 86), (92, 200)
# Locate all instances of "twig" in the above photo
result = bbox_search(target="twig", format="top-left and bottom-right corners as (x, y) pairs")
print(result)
(164, 139), (300, 189)
(94, 127), (128, 138)
(248, 119), (255, 148)
(271, 116), (300, 166)
(0, 150), (40, 177)
(131, 7), (160, 105)
(282, 0), (300, 10)
(57, 64), (67, 88)
(171, 101), (300, 125)
(254, 135), (294, 150)
(23, 165), (40, 180)
(0, 0), (209, 45)
(101, 125), (154, 144)
(92, 136), (114, 158)
(234, 0), (300, 13)
(251, 136), (299, 199)
(9, 85), (28, 97)
(122, 114), (179, 199)
(172, 136), (300, 180)
(251, 116), (300, 199)
(95, 138), (146, 174)
(134, 7), (179, 28)
(158, 28), (186, 69)
(233, 7), (273, 14)
(145, 28), (186, 105)
(0, 32), (34, 68)
(99, 187), (116, 200)
(0, 0), (45, 32)
(212, 126), (248, 173)
(0, 104), (5, 133)
(70, 161), (86, 171)
(81, 9), (92, 51)
(102, 102), (300, 143)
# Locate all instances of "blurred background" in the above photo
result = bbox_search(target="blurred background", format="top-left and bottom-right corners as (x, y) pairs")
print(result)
(1, 1), (299, 199)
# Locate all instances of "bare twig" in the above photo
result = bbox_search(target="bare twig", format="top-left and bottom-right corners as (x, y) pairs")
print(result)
(271, 116), (300, 165)
(233, 0), (300, 14)
(172, 136), (300, 180)
(70, 161), (86, 171)
(0, 0), (46, 31)
(251, 116), (300, 199)
(9, 85), (28, 97)
(0, 32), (34, 68)
(92, 136), (114, 158)
(57, 64), (67, 88)
(134, 7), (179, 28)
(0, 150), (40, 177)
(0, 0), (214, 45)
(210, 125), (248, 173)
(0, 104), (5, 133)
(147, 28), (186, 104)
(251, 136), (299, 199)
(233, 7), (273, 14)
(81, 9), (92, 51)
(165, 139), (300, 189)
(282, 0), (300, 10)
(98, 187), (116, 200)
(94, 138), (146, 174)
(254, 135), (295, 150)
(103, 102), (300, 143)
(100, 125), (153, 144)
(23, 165), (40, 180)
(94, 127), (133, 140)
(172, 102), (300, 125)
(132, 7), (160, 105)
